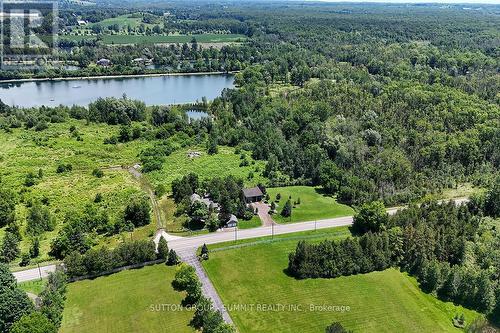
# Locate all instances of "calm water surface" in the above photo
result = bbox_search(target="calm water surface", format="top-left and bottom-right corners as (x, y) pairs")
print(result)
(0, 74), (234, 107)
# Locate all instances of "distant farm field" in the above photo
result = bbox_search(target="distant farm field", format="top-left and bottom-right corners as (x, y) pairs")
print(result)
(60, 264), (195, 333)
(266, 186), (354, 223)
(60, 33), (246, 45)
(203, 230), (481, 333)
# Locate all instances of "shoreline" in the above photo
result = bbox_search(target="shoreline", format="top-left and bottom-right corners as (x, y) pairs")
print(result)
(0, 70), (238, 84)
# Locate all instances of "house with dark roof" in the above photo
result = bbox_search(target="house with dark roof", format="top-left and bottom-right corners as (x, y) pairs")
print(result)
(243, 186), (264, 203)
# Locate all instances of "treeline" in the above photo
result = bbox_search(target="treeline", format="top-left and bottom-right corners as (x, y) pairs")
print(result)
(288, 230), (400, 279)
(0, 264), (68, 333)
(288, 183), (500, 317)
(63, 239), (157, 278)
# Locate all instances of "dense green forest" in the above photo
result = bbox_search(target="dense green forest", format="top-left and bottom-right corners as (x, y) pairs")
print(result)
(0, 2), (499, 332)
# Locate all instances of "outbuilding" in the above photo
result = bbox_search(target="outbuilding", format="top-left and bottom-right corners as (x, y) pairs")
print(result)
(243, 186), (264, 203)
(225, 214), (238, 228)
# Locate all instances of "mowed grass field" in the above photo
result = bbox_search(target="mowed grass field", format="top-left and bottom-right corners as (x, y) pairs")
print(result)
(203, 229), (481, 333)
(61, 264), (195, 333)
(147, 146), (266, 190)
(266, 186), (354, 223)
(60, 33), (246, 45)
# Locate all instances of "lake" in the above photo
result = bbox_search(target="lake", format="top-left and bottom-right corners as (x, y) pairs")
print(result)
(0, 74), (234, 108)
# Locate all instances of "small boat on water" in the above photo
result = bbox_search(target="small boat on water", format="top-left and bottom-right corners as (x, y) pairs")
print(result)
(72, 85), (81, 88)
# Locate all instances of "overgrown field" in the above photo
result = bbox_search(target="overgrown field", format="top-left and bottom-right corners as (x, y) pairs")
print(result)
(266, 186), (354, 223)
(147, 146), (266, 190)
(203, 229), (481, 333)
(0, 120), (149, 263)
(60, 264), (195, 333)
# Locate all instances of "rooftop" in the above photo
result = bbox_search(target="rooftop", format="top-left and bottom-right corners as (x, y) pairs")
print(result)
(243, 186), (263, 198)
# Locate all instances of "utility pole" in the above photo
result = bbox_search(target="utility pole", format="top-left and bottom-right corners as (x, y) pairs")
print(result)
(272, 223), (274, 240)
(234, 226), (237, 241)
(37, 262), (42, 281)
(314, 220), (317, 231)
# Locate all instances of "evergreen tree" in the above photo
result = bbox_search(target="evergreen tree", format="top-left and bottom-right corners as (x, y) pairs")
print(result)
(0, 188), (16, 228)
(157, 236), (169, 260)
(166, 249), (179, 266)
(1, 232), (20, 263)
(201, 243), (209, 260)
(281, 199), (292, 217)
(30, 238), (40, 258)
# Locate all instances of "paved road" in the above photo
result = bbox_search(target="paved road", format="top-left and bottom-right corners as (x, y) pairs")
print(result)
(14, 197), (470, 283)
(14, 264), (57, 282)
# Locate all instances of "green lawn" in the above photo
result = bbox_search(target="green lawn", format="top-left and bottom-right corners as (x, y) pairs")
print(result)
(203, 230), (481, 333)
(60, 33), (246, 45)
(238, 215), (262, 230)
(266, 186), (354, 223)
(60, 264), (195, 333)
(18, 278), (46, 295)
(147, 146), (266, 190)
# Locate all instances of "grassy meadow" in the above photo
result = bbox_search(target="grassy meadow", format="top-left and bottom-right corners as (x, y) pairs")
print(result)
(0, 120), (150, 262)
(266, 186), (354, 223)
(60, 264), (195, 333)
(202, 228), (481, 333)
(147, 146), (266, 190)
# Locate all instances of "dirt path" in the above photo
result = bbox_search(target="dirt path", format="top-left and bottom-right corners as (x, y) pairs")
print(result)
(126, 165), (164, 230)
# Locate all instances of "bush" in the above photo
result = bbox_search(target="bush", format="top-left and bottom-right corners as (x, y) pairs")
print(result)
(92, 168), (104, 178)
(10, 312), (57, 333)
(56, 164), (72, 174)
(352, 201), (388, 234)
(124, 196), (151, 228)
(325, 322), (351, 333)
(157, 237), (169, 260)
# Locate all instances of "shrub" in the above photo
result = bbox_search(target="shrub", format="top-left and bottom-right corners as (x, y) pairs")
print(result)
(92, 168), (104, 178)
(157, 237), (169, 260)
(123, 196), (151, 228)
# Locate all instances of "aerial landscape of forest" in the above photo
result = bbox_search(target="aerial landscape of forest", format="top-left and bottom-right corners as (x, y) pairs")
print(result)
(0, 1), (499, 332)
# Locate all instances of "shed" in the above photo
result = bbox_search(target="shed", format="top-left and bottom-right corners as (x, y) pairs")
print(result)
(225, 214), (238, 228)
(243, 186), (264, 203)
